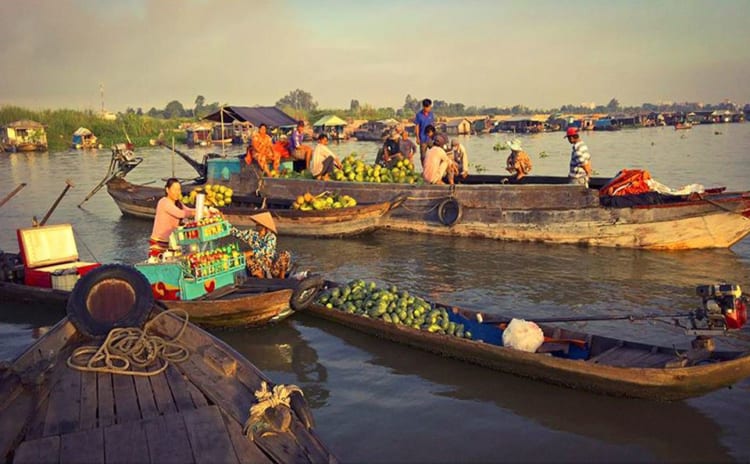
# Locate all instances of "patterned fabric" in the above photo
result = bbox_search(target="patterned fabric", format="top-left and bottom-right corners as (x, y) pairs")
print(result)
(232, 227), (289, 278)
(506, 151), (532, 177)
(252, 132), (279, 171)
(569, 141), (591, 179)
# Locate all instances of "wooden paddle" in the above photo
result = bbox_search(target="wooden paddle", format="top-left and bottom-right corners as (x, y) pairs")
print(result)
(0, 183), (26, 209)
(479, 312), (693, 325)
(38, 179), (74, 226)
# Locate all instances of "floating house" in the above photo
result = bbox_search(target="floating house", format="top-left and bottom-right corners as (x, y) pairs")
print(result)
(71, 127), (102, 149)
(445, 118), (471, 135)
(1, 120), (48, 152)
(203, 106), (298, 144)
(185, 123), (213, 147)
(312, 114), (348, 140)
(492, 115), (548, 134)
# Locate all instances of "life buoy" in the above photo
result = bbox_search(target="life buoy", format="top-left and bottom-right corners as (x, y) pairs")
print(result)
(66, 264), (154, 338)
(437, 198), (462, 226)
(290, 275), (325, 311)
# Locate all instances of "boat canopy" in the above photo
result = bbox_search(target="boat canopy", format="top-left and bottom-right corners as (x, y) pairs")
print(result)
(203, 106), (297, 129)
(312, 115), (348, 128)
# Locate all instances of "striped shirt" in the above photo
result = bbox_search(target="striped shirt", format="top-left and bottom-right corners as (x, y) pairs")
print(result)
(569, 141), (591, 179)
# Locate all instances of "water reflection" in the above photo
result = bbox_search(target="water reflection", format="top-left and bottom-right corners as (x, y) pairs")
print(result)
(216, 321), (330, 408)
(299, 314), (733, 463)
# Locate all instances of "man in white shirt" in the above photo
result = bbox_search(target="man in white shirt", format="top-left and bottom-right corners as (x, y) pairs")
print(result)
(310, 133), (342, 180)
(422, 146), (457, 185)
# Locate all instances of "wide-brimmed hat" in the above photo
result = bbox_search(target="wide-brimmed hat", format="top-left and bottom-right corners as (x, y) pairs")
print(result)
(249, 212), (277, 233)
(506, 139), (523, 151)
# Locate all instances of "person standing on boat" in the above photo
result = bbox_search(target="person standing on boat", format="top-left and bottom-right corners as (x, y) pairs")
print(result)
(565, 127), (591, 186)
(149, 178), (196, 258)
(450, 139), (470, 180)
(399, 127), (417, 164)
(505, 138), (532, 182)
(250, 123), (279, 176)
(414, 98), (435, 167)
(289, 120), (313, 171)
(310, 133), (342, 180)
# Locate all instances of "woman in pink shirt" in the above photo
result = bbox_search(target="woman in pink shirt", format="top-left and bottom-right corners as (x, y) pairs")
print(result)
(149, 178), (195, 257)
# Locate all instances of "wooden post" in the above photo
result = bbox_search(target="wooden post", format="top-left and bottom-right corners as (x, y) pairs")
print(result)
(172, 136), (176, 178)
(39, 179), (74, 226)
(0, 183), (26, 209)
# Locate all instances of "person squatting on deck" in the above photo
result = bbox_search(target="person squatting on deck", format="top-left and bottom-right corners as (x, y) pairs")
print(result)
(422, 145), (458, 185)
(149, 178), (196, 257)
(376, 128), (403, 167)
(505, 138), (532, 182)
(289, 120), (313, 170)
(565, 127), (592, 186)
(414, 98), (435, 168)
(245, 123), (279, 176)
(310, 133), (343, 180)
(231, 213), (290, 278)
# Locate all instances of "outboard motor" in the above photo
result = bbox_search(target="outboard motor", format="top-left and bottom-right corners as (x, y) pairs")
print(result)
(694, 284), (748, 330)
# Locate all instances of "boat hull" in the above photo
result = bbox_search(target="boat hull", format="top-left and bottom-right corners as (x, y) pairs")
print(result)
(306, 302), (750, 401)
(254, 176), (750, 249)
(0, 280), (294, 329)
(106, 177), (400, 237)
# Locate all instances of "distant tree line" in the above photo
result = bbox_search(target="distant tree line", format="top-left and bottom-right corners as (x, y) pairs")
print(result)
(122, 95), (221, 119)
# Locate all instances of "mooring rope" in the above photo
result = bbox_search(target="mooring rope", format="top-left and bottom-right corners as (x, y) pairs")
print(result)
(67, 309), (190, 376)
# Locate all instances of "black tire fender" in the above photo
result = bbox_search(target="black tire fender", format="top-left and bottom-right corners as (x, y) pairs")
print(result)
(290, 275), (325, 311)
(437, 198), (462, 226)
(66, 264), (154, 338)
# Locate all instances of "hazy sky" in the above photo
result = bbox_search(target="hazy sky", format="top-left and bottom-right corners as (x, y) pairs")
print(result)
(1, 0), (748, 112)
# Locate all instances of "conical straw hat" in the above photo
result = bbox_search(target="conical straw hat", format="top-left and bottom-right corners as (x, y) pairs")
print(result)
(249, 212), (277, 233)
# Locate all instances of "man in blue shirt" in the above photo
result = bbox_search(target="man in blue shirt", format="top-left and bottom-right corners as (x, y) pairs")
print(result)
(413, 98), (435, 168)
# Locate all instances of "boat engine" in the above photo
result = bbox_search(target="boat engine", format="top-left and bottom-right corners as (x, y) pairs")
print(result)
(688, 284), (748, 334)
(0, 251), (24, 283)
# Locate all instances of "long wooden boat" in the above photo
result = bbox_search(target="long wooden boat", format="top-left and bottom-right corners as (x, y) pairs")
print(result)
(106, 176), (404, 238)
(248, 171), (750, 250)
(306, 283), (750, 400)
(0, 267), (337, 463)
(0, 275), (304, 330)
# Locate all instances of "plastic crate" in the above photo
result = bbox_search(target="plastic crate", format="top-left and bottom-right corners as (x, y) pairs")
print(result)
(51, 268), (80, 291)
(174, 220), (231, 245)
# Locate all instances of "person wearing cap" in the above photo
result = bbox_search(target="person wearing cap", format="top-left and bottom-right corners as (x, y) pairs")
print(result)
(289, 120), (313, 171)
(450, 139), (470, 180)
(310, 133), (342, 180)
(380, 128), (403, 167)
(505, 139), (532, 182)
(414, 98), (435, 165)
(564, 127), (591, 186)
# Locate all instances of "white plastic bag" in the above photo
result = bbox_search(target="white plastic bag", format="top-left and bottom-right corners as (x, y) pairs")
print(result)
(502, 318), (545, 353)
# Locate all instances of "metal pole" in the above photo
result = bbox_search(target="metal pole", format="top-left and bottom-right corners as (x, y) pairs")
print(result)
(0, 183), (27, 209)
(220, 105), (226, 157)
(172, 136), (176, 178)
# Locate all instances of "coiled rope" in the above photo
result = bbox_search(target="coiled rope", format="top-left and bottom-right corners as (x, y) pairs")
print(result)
(67, 309), (190, 376)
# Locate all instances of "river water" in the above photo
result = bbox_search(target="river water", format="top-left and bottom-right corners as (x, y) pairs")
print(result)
(2, 123), (750, 462)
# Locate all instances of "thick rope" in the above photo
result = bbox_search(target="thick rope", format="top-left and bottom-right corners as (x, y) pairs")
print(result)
(67, 309), (190, 376)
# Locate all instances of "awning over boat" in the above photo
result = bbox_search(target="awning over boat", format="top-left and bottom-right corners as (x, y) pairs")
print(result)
(73, 127), (93, 136)
(312, 115), (348, 128)
(203, 106), (297, 128)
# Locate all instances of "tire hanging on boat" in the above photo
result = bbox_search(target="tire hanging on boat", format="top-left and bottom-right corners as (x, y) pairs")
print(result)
(290, 275), (325, 311)
(66, 264), (154, 338)
(437, 198), (462, 226)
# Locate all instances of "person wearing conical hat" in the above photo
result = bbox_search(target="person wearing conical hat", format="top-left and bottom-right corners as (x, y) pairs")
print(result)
(231, 212), (290, 278)
(505, 139), (532, 182)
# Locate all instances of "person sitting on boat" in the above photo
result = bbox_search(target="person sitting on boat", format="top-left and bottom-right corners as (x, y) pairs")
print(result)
(422, 145), (457, 185)
(310, 133), (342, 180)
(450, 139), (470, 180)
(250, 123), (279, 176)
(376, 129), (403, 167)
(424, 125), (450, 152)
(231, 213), (290, 279)
(289, 120), (313, 171)
(564, 127), (592, 186)
(505, 138), (532, 182)
(149, 178), (196, 258)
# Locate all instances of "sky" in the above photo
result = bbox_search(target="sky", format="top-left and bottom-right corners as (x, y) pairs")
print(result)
(1, 0), (749, 112)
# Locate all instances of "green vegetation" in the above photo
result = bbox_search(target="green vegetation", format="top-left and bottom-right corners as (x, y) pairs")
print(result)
(0, 105), (189, 150)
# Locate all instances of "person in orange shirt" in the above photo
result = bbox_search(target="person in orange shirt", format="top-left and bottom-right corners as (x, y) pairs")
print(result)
(250, 123), (279, 175)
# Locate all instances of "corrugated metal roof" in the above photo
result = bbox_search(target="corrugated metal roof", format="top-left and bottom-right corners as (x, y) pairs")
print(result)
(203, 106), (297, 128)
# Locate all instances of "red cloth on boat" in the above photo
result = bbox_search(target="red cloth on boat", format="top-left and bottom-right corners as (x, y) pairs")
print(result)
(599, 169), (652, 197)
(273, 140), (291, 159)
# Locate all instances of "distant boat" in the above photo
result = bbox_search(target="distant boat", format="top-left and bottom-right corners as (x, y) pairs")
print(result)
(71, 127), (103, 149)
(675, 122), (693, 130)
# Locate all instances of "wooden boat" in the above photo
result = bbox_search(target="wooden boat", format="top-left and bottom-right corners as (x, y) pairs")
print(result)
(106, 176), (405, 238)
(0, 265), (337, 463)
(675, 122), (693, 130)
(305, 282), (750, 400)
